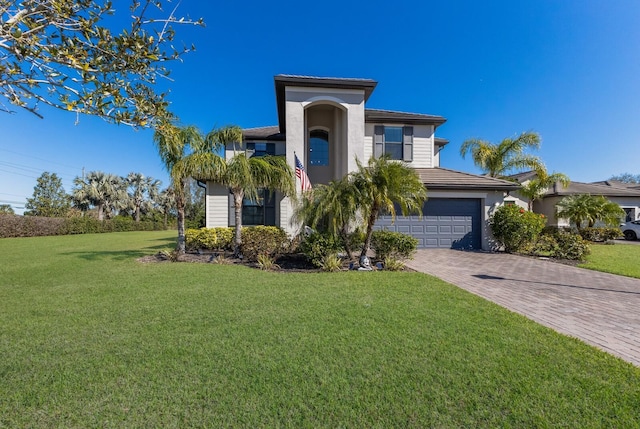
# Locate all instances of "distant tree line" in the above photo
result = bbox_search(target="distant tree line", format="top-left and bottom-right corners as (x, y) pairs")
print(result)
(19, 171), (207, 229)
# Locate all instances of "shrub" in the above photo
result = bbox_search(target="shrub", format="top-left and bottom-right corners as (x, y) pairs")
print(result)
(186, 228), (234, 251)
(299, 232), (344, 267)
(257, 254), (280, 271)
(489, 205), (546, 253)
(529, 234), (560, 257)
(319, 254), (342, 272)
(578, 227), (621, 242)
(553, 233), (591, 261)
(383, 257), (406, 271)
(240, 226), (289, 262)
(371, 230), (418, 260)
(62, 217), (102, 234)
(0, 215), (165, 238)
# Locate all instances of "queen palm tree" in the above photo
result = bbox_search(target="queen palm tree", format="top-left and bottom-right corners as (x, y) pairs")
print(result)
(519, 171), (570, 211)
(556, 194), (625, 230)
(293, 176), (360, 257)
(72, 171), (127, 220)
(177, 125), (295, 256)
(460, 131), (545, 178)
(153, 123), (212, 254)
(351, 155), (427, 258)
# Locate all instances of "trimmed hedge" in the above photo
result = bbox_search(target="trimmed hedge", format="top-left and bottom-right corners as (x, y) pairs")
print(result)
(0, 214), (166, 238)
(185, 227), (234, 251)
(299, 232), (344, 268)
(578, 227), (621, 242)
(241, 226), (289, 262)
(371, 230), (418, 260)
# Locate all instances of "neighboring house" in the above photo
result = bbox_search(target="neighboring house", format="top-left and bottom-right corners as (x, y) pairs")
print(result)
(205, 75), (519, 250)
(509, 171), (640, 226)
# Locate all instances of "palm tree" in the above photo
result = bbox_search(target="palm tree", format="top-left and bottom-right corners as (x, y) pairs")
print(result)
(157, 187), (176, 229)
(293, 176), (360, 257)
(153, 123), (212, 254)
(556, 194), (625, 230)
(519, 171), (570, 211)
(72, 171), (127, 220)
(351, 155), (427, 258)
(126, 172), (161, 222)
(177, 125), (295, 256)
(460, 132), (545, 178)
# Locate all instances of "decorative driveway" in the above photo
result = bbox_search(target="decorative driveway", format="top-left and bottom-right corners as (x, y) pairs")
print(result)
(406, 249), (640, 367)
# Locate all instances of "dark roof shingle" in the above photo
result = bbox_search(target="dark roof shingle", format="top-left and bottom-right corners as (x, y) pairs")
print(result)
(414, 168), (520, 190)
(365, 109), (446, 127)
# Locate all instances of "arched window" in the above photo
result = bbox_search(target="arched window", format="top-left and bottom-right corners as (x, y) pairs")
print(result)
(309, 129), (329, 166)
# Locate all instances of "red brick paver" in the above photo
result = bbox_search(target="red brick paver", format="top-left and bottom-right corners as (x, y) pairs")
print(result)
(406, 249), (640, 367)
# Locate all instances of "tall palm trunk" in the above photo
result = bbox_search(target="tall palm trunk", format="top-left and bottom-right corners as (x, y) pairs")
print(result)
(135, 204), (141, 222)
(233, 190), (244, 257)
(175, 178), (187, 254)
(97, 203), (105, 221)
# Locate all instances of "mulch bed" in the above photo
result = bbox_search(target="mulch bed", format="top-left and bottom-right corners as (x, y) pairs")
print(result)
(137, 251), (323, 272)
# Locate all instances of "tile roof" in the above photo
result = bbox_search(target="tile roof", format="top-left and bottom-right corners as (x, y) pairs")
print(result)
(590, 180), (640, 189)
(365, 109), (447, 127)
(507, 171), (640, 197)
(506, 170), (539, 183)
(544, 181), (640, 197)
(242, 126), (284, 141)
(414, 168), (520, 190)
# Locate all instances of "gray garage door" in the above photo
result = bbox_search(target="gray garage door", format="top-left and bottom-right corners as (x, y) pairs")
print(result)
(375, 198), (482, 249)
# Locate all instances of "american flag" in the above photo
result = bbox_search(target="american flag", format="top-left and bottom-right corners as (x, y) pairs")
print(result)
(295, 154), (312, 191)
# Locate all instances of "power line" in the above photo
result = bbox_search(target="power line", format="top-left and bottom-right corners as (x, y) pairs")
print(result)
(0, 160), (78, 181)
(0, 147), (81, 171)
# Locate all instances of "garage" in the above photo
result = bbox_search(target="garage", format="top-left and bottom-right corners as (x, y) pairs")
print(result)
(375, 198), (482, 249)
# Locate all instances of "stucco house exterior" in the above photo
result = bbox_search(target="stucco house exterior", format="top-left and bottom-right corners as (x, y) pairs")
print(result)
(509, 171), (640, 226)
(205, 75), (519, 250)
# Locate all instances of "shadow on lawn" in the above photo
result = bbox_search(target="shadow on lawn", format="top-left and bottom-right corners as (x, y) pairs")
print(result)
(63, 237), (178, 261)
(63, 249), (153, 261)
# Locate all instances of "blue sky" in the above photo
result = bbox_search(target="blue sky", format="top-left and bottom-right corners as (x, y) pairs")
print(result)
(2, 0), (639, 214)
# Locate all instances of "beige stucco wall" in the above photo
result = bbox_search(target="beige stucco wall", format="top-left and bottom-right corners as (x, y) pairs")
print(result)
(280, 86), (366, 236)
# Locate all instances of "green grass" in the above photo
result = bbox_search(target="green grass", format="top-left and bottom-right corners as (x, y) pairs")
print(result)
(580, 242), (640, 278)
(1, 231), (639, 427)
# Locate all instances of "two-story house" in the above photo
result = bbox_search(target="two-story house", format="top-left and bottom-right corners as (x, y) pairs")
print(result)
(205, 75), (519, 250)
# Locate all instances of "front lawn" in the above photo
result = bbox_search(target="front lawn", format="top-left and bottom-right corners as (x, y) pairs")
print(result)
(580, 242), (640, 279)
(1, 231), (639, 427)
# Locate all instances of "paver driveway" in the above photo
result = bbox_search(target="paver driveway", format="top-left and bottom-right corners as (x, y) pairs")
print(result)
(406, 249), (640, 367)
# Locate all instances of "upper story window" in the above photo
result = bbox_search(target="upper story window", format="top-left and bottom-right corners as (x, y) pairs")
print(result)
(309, 130), (329, 166)
(246, 142), (275, 157)
(374, 125), (413, 161)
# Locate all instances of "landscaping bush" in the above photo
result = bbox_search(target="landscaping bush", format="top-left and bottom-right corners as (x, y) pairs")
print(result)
(240, 226), (289, 262)
(0, 215), (65, 238)
(299, 232), (344, 267)
(578, 227), (621, 242)
(62, 217), (103, 234)
(553, 233), (591, 261)
(489, 205), (546, 253)
(0, 215), (166, 238)
(371, 230), (418, 260)
(528, 234), (560, 257)
(186, 228), (234, 251)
